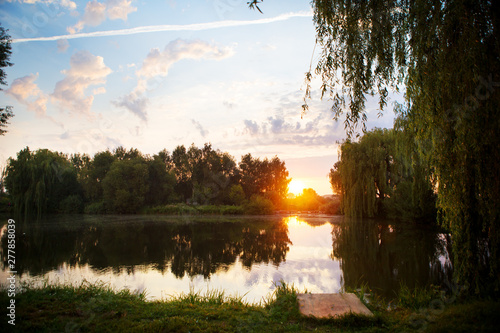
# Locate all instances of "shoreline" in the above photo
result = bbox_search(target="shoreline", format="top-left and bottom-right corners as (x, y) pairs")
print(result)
(1, 281), (498, 332)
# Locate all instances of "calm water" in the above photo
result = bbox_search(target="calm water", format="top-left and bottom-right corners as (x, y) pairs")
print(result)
(0, 215), (453, 303)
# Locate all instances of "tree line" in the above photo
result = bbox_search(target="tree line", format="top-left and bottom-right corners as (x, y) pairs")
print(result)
(2, 144), (290, 217)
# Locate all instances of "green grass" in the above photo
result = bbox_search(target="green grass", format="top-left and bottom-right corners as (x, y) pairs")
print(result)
(1, 281), (498, 332)
(143, 204), (246, 216)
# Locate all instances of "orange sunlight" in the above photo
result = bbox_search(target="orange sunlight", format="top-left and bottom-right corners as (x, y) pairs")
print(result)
(283, 216), (303, 227)
(288, 179), (306, 196)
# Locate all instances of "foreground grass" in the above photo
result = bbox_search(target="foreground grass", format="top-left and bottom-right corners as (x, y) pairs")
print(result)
(1, 282), (499, 332)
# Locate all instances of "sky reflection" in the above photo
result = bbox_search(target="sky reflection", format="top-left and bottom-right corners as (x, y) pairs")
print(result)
(1, 216), (341, 304)
(1, 215), (451, 303)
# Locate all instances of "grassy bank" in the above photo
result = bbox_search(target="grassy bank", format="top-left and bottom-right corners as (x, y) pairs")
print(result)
(143, 204), (245, 216)
(2, 282), (499, 332)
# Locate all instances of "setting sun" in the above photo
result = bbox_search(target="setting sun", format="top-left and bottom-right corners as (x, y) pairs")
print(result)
(288, 179), (306, 196)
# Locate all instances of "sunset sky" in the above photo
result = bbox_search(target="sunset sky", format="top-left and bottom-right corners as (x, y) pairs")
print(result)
(0, 0), (396, 195)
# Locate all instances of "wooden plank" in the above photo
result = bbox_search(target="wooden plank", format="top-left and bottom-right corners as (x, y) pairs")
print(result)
(297, 293), (373, 318)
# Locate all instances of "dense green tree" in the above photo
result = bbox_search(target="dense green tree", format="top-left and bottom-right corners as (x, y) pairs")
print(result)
(1, 24), (13, 136)
(189, 143), (238, 205)
(69, 153), (91, 174)
(4, 148), (82, 217)
(169, 144), (240, 205)
(239, 153), (262, 198)
(171, 145), (192, 201)
(239, 154), (290, 207)
(80, 150), (115, 203)
(299, 0), (500, 294)
(146, 152), (177, 206)
(102, 157), (149, 214)
(0, 105), (13, 136)
(114, 146), (142, 160)
(5, 144), (291, 215)
(263, 157), (290, 207)
(0, 24), (12, 87)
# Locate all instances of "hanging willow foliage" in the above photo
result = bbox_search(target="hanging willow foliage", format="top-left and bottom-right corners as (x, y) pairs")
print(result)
(334, 128), (394, 218)
(330, 127), (435, 219)
(4, 148), (81, 218)
(305, 0), (500, 294)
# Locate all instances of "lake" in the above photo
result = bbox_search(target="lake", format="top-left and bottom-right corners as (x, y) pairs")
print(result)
(0, 214), (453, 303)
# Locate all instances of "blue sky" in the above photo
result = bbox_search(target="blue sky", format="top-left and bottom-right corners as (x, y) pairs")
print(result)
(0, 0), (396, 195)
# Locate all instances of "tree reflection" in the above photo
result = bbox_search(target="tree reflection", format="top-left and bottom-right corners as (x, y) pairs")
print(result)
(0, 216), (291, 279)
(331, 217), (453, 298)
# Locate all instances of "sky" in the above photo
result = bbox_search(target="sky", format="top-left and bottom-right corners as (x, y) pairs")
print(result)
(0, 0), (396, 195)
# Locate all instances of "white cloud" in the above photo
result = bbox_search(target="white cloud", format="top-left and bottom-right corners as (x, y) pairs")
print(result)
(114, 39), (234, 121)
(51, 50), (112, 116)
(235, 95), (347, 151)
(106, 0), (137, 20)
(68, 1), (106, 34)
(92, 86), (106, 95)
(136, 39), (234, 80)
(60, 0), (77, 9)
(67, 0), (137, 34)
(6, 73), (48, 116)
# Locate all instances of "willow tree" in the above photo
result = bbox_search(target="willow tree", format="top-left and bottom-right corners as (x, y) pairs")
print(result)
(5, 148), (82, 218)
(330, 127), (436, 219)
(294, 0), (499, 294)
(251, 0), (499, 293)
(331, 128), (395, 218)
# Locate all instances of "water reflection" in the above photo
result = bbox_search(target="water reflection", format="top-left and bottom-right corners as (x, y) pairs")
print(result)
(0, 215), (452, 302)
(1, 215), (291, 279)
(332, 217), (453, 298)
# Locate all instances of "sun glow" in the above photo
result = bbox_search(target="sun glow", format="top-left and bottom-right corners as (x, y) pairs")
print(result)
(288, 179), (306, 196)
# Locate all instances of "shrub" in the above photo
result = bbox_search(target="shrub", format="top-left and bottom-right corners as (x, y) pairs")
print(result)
(221, 205), (244, 215)
(146, 204), (198, 215)
(228, 184), (245, 205)
(196, 205), (221, 215)
(320, 199), (341, 214)
(146, 204), (180, 215)
(244, 195), (274, 215)
(84, 201), (107, 214)
(59, 194), (84, 214)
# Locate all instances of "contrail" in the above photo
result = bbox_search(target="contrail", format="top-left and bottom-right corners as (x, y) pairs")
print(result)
(12, 11), (312, 43)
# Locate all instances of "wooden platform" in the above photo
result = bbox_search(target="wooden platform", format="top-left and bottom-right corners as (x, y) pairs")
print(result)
(297, 293), (373, 318)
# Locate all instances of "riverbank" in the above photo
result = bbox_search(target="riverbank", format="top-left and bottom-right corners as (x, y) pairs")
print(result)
(1, 282), (498, 332)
